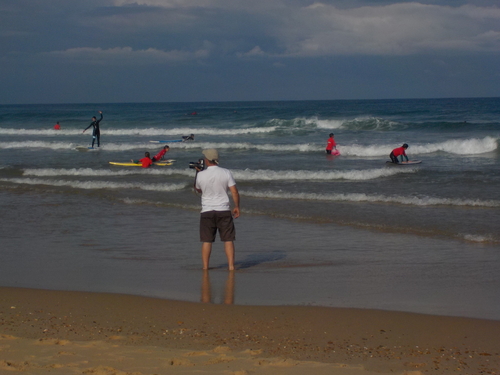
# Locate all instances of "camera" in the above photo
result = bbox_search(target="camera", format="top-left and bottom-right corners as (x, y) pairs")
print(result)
(189, 158), (205, 170)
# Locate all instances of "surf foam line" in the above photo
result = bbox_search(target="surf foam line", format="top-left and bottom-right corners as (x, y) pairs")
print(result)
(316, 117), (402, 131)
(0, 141), (78, 150)
(0, 141), (321, 152)
(232, 167), (417, 181)
(268, 116), (401, 132)
(7, 137), (496, 155)
(241, 190), (500, 208)
(341, 136), (498, 157)
(0, 126), (277, 137)
(0, 129), (83, 136)
(0, 178), (187, 192)
(172, 142), (321, 152)
(1, 141), (318, 152)
(22, 168), (180, 177)
(22, 167), (416, 181)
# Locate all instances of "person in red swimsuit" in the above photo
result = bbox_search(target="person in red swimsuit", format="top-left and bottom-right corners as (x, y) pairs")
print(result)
(54, 122), (61, 130)
(131, 152), (153, 168)
(152, 145), (169, 162)
(390, 144), (409, 163)
(325, 133), (336, 154)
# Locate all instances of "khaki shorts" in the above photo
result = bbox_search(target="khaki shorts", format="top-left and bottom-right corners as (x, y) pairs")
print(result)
(200, 211), (236, 242)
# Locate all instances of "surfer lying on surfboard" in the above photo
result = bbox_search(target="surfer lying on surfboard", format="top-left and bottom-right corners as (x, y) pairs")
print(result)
(131, 152), (154, 168)
(389, 143), (409, 164)
(152, 145), (169, 161)
(150, 135), (194, 143)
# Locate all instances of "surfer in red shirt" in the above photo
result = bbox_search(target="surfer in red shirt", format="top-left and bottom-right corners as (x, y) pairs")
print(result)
(54, 122), (61, 130)
(325, 133), (336, 154)
(131, 152), (153, 168)
(390, 144), (409, 163)
(152, 145), (169, 162)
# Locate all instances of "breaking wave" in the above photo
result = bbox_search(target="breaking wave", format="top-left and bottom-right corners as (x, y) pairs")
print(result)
(0, 126), (277, 137)
(22, 167), (416, 181)
(2, 136), (497, 156)
(241, 190), (500, 208)
(1, 178), (187, 192)
(341, 136), (498, 157)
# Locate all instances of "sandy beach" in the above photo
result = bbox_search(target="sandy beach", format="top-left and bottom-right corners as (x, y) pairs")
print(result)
(0, 287), (498, 375)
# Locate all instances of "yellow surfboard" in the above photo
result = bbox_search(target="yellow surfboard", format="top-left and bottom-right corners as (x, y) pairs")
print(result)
(109, 161), (173, 167)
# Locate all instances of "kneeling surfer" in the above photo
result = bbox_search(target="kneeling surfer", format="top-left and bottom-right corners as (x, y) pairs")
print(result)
(390, 143), (409, 164)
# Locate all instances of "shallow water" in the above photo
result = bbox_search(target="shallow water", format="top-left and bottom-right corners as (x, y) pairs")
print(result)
(1, 99), (499, 320)
(1, 189), (499, 320)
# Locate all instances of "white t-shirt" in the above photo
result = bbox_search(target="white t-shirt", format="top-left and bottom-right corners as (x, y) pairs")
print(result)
(195, 166), (236, 212)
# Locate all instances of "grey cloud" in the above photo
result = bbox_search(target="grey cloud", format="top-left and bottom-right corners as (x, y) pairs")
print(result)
(0, 0), (499, 103)
(3, 1), (499, 59)
(40, 46), (210, 65)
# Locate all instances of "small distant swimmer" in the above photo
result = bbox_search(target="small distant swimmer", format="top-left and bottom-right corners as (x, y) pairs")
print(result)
(131, 152), (153, 168)
(152, 145), (169, 162)
(182, 134), (195, 141)
(83, 111), (103, 148)
(390, 143), (409, 164)
(325, 133), (337, 154)
(54, 122), (61, 130)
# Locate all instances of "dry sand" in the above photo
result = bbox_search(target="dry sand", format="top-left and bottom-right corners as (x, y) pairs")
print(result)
(0, 287), (498, 375)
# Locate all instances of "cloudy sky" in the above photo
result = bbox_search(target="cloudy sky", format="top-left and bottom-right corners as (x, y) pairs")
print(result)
(1, 0), (499, 104)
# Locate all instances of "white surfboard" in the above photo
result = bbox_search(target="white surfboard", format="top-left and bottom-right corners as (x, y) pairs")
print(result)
(386, 160), (422, 165)
(75, 145), (99, 151)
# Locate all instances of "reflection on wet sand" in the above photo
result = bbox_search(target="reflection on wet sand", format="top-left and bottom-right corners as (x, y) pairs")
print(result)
(201, 270), (235, 305)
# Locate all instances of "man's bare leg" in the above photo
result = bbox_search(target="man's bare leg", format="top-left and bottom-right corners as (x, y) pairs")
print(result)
(202, 242), (212, 270)
(224, 241), (235, 271)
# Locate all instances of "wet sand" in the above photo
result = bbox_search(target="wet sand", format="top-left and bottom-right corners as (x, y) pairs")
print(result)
(0, 286), (499, 374)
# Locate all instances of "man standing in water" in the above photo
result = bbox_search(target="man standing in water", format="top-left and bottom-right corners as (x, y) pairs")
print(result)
(83, 111), (103, 148)
(194, 149), (240, 271)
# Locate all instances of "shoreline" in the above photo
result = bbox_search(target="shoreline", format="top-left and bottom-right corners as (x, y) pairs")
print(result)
(1, 287), (499, 374)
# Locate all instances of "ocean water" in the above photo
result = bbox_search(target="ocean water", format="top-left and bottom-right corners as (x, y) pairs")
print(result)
(1, 98), (499, 320)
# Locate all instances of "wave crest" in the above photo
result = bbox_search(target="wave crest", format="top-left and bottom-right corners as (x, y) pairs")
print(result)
(1, 178), (187, 192)
(242, 190), (500, 208)
(22, 167), (416, 181)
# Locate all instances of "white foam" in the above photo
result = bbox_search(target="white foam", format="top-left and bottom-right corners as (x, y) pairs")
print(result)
(411, 137), (498, 155)
(308, 118), (345, 129)
(106, 127), (277, 136)
(1, 178), (187, 192)
(342, 117), (402, 131)
(241, 190), (500, 208)
(0, 141), (77, 150)
(3, 136), (497, 156)
(23, 167), (188, 177)
(23, 168), (142, 177)
(0, 140), (316, 152)
(0, 129), (82, 136)
(22, 167), (415, 181)
(0, 126), (277, 137)
(462, 234), (497, 243)
(175, 142), (320, 152)
(232, 167), (416, 181)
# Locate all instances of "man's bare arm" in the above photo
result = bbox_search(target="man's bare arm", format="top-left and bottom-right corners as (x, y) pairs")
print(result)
(229, 185), (240, 218)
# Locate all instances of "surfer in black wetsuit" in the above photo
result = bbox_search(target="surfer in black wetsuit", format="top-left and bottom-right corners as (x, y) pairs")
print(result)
(83, 111), (103, 148)
(182, 134), (195, 141)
